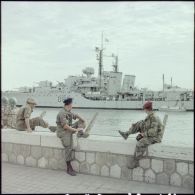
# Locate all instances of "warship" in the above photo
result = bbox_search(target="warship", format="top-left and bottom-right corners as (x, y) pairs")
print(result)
(2, 35), (194, 111)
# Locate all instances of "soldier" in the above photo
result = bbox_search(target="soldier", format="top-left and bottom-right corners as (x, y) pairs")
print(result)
(16, 98), (54, 132)
(118, 101), (163, 169)
(7, 97), (19, 128)
(1, 96), (9, 128)
(56, 97), (87, 176)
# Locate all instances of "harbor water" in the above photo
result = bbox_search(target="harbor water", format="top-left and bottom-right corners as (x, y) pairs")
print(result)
(31, 108), (194, 147)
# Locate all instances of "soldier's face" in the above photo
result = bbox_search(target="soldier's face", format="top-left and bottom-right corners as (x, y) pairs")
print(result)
(66, 103), (72, 111)
(30, 104), (36, 109)
(144, 109), (148, 114)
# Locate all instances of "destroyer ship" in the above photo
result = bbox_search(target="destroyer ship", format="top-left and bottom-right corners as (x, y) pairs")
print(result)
(2, 35), (194, 111)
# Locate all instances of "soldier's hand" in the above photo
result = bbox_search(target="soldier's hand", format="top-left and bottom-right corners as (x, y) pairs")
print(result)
(26, 128), (33, 133)
(77, 128), (84, 132)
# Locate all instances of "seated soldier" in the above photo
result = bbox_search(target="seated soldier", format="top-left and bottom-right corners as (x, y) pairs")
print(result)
(16, 98), (54, 132)
(118, 101), (163, 169)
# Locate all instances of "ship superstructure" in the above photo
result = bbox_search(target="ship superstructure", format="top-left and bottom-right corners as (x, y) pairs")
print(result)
(2, 34), (194, 111)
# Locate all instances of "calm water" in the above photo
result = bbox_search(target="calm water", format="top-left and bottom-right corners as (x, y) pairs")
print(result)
(31, 108), (194, 147)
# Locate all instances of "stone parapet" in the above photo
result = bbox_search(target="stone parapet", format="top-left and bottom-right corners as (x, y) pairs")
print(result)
(1, 129), (194, 189)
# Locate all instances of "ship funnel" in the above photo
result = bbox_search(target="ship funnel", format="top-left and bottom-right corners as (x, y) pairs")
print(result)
(122, 75), (136, 92)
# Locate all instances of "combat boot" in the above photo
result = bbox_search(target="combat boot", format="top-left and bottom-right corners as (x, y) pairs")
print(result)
(118, 130), (129, 140)
(77, 130), (89, 138)
(48, 126), (57, 132)
(69, 161), (77, 175)
(127, 159), (139, 169)
(66, 161), (76, 176)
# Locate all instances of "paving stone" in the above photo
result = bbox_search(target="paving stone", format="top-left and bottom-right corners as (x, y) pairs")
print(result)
(139, 158), (150, 169)
(2, 163), (194, 193)
(12, 144), (21, 155)
(164, 159), (175, 175)
(151, 159), (163, 173)
(144, 169), (156, 183)
(176, 162), (188, 176)
(127, 156), (136, 168)
(182, 175), (194, 189)
(106, 153), (116, 166)
(86, 152), (95, 164)
(42, 147), (54, 159)
(38, 157), (48, 168)
(101, 165), (109, 177)
(71, 160), (80, 172)
(31, 146), (42, 159)
(132, 167), (144, 182)
(2, 153), (8, 162)
(170, 173), (182, 187)
(20, 145), (31, 157)
(75, 151), (85, 162)
(80, 162), (90, 174)
(48, 158), (58, 169)
(189, 163), (194, 176)
(9, 153), (17, 163)
(17, 155), (24, 165)
(156, 172), (169, 185)
(4, 143), (13, 154)
(116, 155), (128, 167)
(121, 166), (132, 180)
(90, 164), (100, 175)
(1, 143), (6, 152)
(53, 149), (63, 160)
(57, 158), (66, 170)
(26, 156), (37, 167)
(96, 152), (107, 166)
(110, 164), (121, 178)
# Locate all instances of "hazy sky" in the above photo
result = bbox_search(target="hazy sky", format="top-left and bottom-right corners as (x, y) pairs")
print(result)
(2, 1), (194, 91)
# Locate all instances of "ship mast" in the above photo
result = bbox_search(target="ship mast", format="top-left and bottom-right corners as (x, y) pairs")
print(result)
(112, 55), (118, 72)
(95, 32), (104, 89)
(163, 74), (165, 93)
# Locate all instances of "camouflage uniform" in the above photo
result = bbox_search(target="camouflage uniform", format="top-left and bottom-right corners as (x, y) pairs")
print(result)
(56, 108), (85, 161)
(16, 104), (48, 130)
(119, 112), (163, 168)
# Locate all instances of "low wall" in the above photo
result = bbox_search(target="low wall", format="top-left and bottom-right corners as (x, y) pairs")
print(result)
(1, 128), (194, 189)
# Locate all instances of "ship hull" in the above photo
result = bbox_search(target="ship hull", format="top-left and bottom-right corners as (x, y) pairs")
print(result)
(2, 91), (194, 111)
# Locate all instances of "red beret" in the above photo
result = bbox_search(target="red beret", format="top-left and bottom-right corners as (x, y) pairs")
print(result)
(143, 101), (153, 110)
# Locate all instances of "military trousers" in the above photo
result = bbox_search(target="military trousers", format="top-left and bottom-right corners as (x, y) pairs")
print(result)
(127, 120), (157, 162)
(16, 117), (48, 131)
(134, 137), (157, 161)
(57, 120), (85, 162)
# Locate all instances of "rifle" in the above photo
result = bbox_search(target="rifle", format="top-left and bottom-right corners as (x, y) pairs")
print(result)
(77, 112), (98, 138)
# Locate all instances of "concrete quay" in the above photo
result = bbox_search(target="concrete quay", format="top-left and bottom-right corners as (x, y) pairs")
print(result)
(2, 128), (194, 191)
(2, 162), (193, 194)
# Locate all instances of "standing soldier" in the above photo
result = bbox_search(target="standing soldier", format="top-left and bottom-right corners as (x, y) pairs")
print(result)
(118, 101), (163, 169)
(1, 96), (9, 128)
(16, 98), (53, 132)
(56, 97), (87, 176)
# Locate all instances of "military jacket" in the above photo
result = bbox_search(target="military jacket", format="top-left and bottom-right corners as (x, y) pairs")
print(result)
(16, 104), (33, 121)
(56, 108), (77, 129)
(143, 112), (163, 142)
(56, 108), (78, 146)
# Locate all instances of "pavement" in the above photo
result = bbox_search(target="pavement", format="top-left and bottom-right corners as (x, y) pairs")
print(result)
(1, 162), (194, 194)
